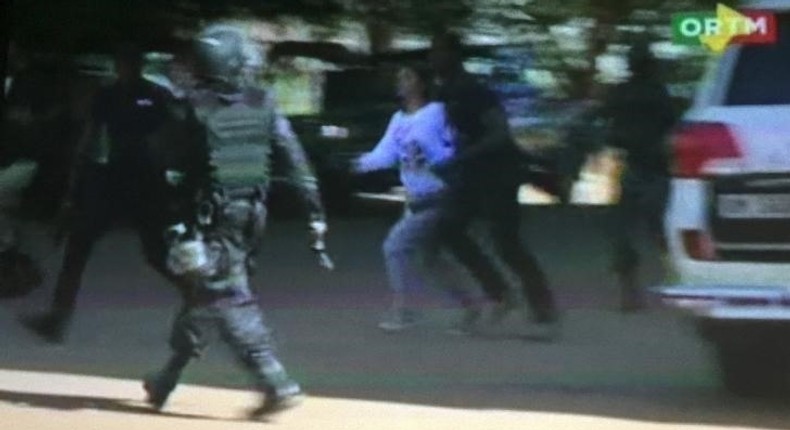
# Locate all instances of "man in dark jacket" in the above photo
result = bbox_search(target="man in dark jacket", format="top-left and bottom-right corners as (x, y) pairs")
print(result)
(601, 40), (676, 311)
(429, 31), (559, 338)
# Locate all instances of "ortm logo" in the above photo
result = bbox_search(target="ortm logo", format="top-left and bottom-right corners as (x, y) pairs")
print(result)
(672, 3), (777, 53)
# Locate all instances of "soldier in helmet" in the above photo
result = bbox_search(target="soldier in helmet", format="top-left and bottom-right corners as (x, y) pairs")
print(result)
(141, 24), (330, 419)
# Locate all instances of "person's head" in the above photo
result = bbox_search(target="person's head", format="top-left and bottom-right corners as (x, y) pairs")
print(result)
(164, 56), (195, 98)
(193, 24), (260, 85)
(627, 39), (658, 79)
(429, 30), (464, 79)
(396, 65), (432, 102)
(113, 42), (144, 84)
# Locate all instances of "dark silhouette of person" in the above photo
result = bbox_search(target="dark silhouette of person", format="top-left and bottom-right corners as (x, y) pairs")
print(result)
(428, 31), (559, 337)
(600, 40), (676, 311)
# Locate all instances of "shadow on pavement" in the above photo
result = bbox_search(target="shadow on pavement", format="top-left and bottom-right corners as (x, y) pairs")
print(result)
(4, 205), (790, 429)
(0, 389), (223, 421)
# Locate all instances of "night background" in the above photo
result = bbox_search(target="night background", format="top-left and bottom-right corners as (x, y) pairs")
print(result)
(4, 1), (790, 429)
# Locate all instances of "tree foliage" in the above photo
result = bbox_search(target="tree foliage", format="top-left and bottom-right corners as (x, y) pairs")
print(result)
(9, 0), (740, 53)
(10, 0), (345, 53)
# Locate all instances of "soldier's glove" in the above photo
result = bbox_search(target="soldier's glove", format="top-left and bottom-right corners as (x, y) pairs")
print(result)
(164, 223), (223, 278)
(309, 219), (334, 271)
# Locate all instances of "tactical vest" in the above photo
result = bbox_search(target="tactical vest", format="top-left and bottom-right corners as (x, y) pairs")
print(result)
(194, 88), (275, 189)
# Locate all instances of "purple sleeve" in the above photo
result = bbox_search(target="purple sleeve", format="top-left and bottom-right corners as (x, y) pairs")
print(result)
(354, 112), (400, 172)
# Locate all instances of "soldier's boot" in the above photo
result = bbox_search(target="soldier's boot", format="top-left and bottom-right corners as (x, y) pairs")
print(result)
(247, 355), (304, 420)
(236, 337), (305, 420)
(143, 353), (190, 411)
(248, 381), (304, 420)
(142, 375), (176, 411)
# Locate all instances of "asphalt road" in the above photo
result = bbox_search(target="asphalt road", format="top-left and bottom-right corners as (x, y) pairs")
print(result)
(1, 203), (789, 429)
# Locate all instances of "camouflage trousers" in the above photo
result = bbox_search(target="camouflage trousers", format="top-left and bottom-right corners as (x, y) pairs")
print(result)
(151, 301), (299, 398)
(150, 193), (299, 399)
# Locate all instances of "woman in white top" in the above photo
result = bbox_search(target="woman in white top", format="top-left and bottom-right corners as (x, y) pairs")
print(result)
(353, 66), (480, 332)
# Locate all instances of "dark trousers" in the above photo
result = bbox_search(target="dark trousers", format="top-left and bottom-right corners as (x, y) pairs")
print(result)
(610, 170), (670, 277)
(51, 162), (167, 313)
(439, 177), (555, 318)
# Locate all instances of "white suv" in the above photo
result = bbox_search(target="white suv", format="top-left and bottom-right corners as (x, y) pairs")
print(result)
(657, 2), (790, 396)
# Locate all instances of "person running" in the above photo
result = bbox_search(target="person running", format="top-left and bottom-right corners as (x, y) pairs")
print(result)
(352, 65), (481, 333)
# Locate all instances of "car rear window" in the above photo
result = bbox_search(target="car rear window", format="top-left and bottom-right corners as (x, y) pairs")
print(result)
(725, 12), (790, 105)
(323, 68), (395, 110)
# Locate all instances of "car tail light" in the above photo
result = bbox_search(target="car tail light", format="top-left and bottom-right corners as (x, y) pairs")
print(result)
(671, 122), (742, 178)
(681, 229), (717, 261)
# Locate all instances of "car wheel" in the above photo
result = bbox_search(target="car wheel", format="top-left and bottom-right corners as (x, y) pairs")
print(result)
(697, 318), (790, 397)
(715, 341), (790, 397)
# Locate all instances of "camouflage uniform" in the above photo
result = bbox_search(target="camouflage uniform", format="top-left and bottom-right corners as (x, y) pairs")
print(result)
(144, 82), (326, 414)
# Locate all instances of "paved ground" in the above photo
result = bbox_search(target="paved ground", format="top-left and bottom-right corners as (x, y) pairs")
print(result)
(1, 204), (789, 429)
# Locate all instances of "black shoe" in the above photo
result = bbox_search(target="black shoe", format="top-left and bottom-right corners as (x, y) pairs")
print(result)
(528, 307), (561, 342)
(249, 386), (304, 420)
(447, 303), (483, 336)
(19, 312), (69, 344)
(618, 270), (645, 313)
(142, 375), (174, 411)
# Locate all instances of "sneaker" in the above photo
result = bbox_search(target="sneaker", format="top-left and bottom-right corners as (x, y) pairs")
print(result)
(142, 374), (176, 411)
(377, 308), (420, 332)
(249, 386), (304, 419)
(19, 311), (70, 344)
(447, 304), (483, 336)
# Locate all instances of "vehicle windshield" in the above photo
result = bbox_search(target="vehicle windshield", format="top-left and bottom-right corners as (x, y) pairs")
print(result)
(725, 12), (790, 106)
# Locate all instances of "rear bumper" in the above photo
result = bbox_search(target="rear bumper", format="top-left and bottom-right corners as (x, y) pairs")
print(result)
(654, 285), (790, 321)
(658, 286), (790, 350)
